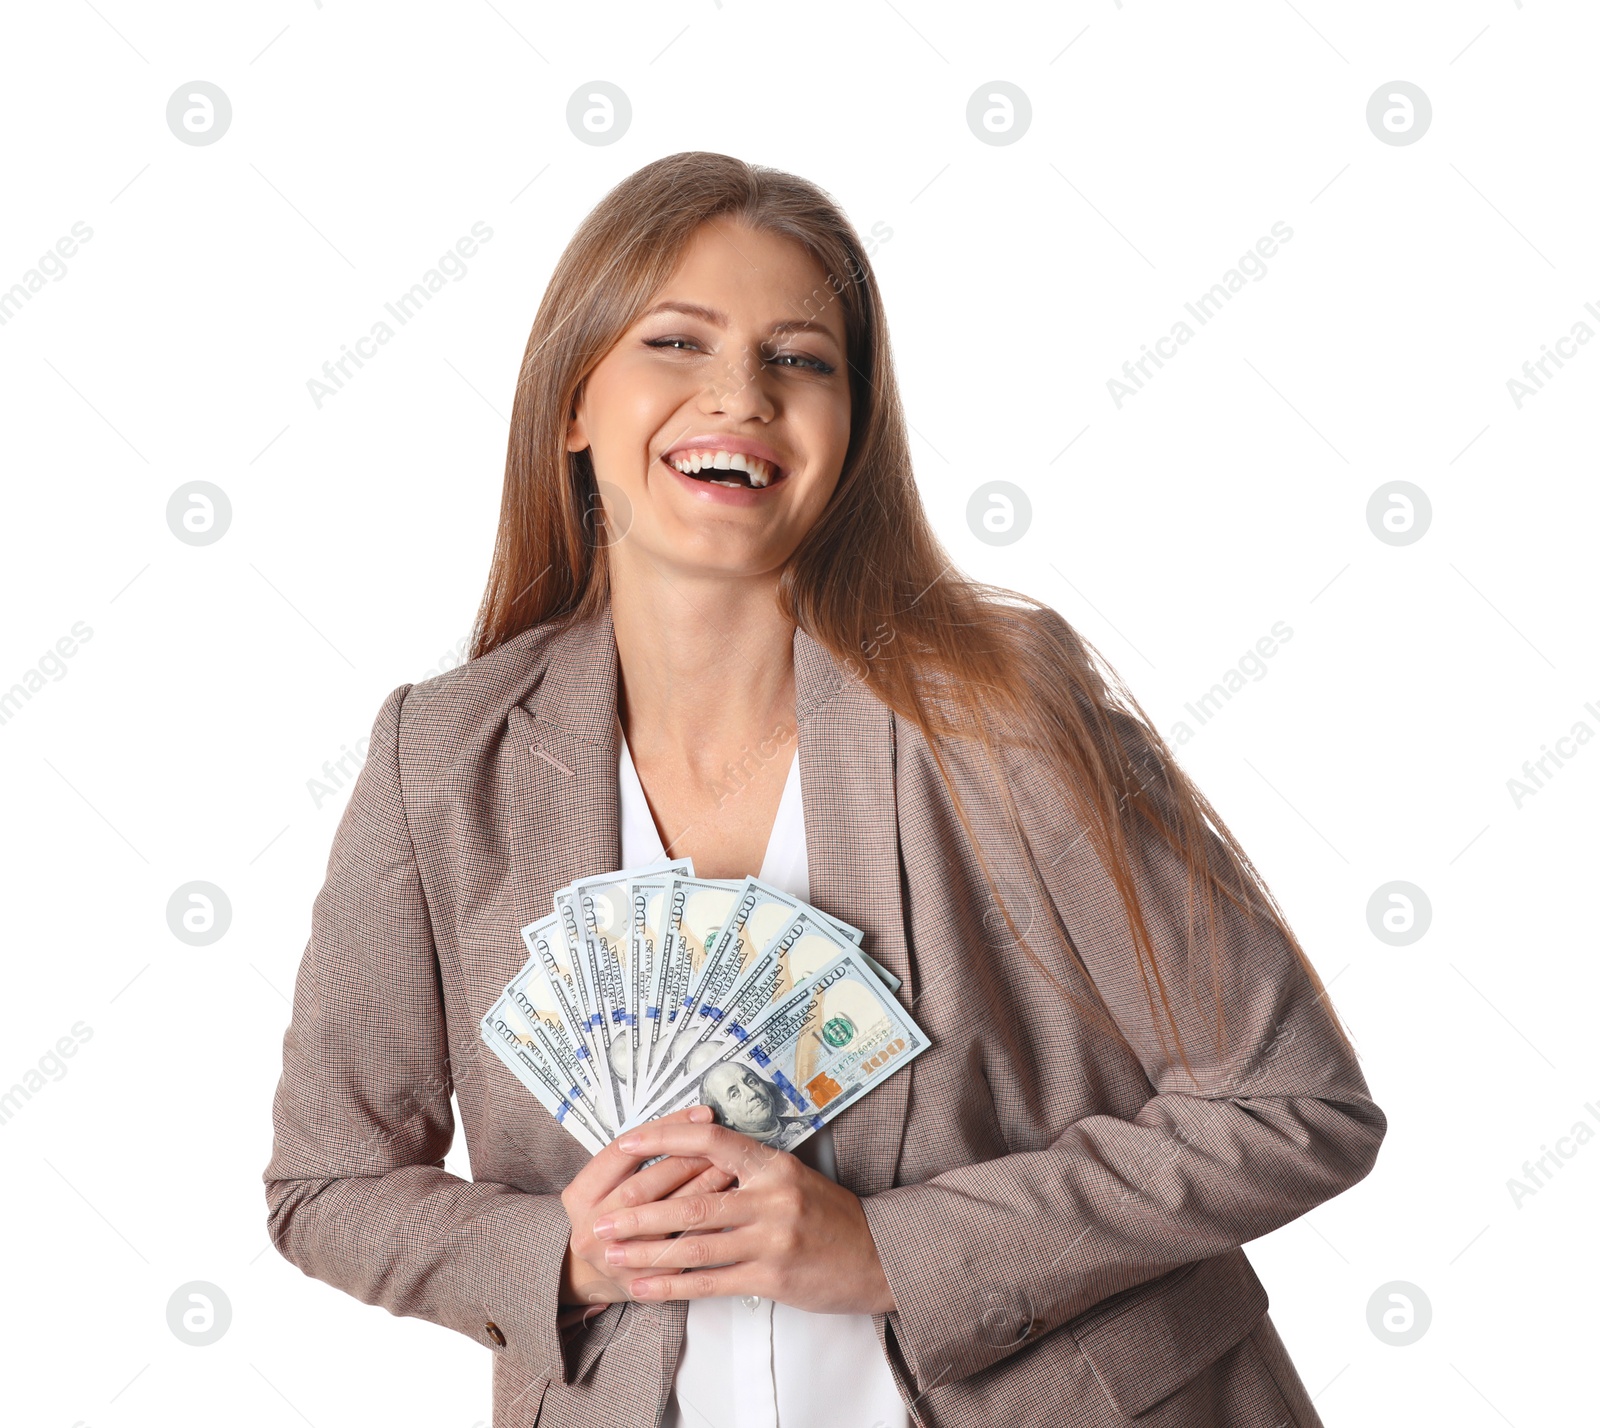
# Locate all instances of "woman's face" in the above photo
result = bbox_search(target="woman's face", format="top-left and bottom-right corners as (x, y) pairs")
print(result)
(566, 218), (852, 585)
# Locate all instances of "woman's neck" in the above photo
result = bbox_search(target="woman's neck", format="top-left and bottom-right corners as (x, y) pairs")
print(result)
(610, 564), (798, 777)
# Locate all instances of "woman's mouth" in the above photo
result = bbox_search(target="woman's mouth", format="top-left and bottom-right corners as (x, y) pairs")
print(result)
(664, 448), (786, 489)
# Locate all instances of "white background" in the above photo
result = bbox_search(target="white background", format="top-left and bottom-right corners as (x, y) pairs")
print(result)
(1, 2), (1595, 1424)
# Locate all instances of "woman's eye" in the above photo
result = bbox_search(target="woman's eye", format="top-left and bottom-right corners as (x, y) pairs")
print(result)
(643, 335), (833, 375)
(768, 351), (834, 373)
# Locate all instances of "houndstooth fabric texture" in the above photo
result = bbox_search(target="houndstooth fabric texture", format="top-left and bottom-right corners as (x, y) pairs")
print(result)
(264, 599), (1385, 1427)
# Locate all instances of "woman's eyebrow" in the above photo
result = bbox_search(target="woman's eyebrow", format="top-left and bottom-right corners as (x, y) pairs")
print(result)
(641, 300), (841, 347)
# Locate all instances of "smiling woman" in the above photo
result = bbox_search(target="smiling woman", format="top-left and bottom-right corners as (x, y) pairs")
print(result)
(264, 151), (1386, 1428)
(562, 221), (853, 572)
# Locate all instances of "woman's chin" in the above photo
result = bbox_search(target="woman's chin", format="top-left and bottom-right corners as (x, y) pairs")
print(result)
(622, 531), (792, 585)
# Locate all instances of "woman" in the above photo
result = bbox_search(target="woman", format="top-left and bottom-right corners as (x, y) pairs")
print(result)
(264, 152), (1386, 1427)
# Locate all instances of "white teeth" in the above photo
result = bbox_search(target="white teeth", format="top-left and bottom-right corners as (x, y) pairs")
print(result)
(667, 449), (778, 488)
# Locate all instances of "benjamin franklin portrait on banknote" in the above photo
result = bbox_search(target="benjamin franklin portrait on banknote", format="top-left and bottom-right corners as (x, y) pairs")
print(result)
(697, 1063), (809, 1146)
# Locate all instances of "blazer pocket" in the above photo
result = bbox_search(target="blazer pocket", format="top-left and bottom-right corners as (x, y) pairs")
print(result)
(565, 1300), (629, 1384)
(1068, 1247), (1269, 1418)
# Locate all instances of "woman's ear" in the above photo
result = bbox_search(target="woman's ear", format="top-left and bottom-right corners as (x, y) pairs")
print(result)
(565, 387), (588, 453)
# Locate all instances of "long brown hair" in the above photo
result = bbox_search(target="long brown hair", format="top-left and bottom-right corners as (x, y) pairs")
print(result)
(470, 150), (1357, 1078)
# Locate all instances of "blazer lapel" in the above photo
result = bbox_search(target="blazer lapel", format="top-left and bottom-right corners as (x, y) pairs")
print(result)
(793, 626), (914, 1199)
(508, 604), (623, 932)
(490, 606), (624, 1186)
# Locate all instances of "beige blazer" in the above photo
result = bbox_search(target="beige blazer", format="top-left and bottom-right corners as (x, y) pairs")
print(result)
(264, 599), (1386, 1427)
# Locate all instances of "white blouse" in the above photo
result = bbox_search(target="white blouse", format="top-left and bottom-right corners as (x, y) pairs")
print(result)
(618, 726), (910, 1428)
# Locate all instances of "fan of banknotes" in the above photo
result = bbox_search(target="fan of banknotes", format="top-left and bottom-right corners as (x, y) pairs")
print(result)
(480, 860), (929, 1155)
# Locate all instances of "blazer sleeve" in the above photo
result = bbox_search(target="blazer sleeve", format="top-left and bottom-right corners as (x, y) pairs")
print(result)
(262, 683), (580, 1387)
(858, 716), (1388, 1389)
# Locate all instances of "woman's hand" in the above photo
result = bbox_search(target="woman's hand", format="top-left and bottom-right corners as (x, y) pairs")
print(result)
(589, 1119), (896, 1315)
(559, 1105), (734, 1318)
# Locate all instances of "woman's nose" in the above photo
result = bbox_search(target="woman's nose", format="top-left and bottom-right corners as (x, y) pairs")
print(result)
(700, 345), (778, 420)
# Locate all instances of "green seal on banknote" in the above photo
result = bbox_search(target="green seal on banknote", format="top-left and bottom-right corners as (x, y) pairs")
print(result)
(821, 1015), (856, 1048)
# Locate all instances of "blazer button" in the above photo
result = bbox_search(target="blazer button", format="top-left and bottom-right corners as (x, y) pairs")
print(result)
(484, 1321), (507, 1347)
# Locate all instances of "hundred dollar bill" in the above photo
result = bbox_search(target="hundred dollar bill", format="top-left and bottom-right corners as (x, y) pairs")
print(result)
(551, 887), (611, 1117)
(665, 877), (864, 1077)
(645, 876), (790, 1101)
(630, 906), (853, 1119)
(718, 883), (907, 994)
(845, 945), (899, 993)
(644, 876), (744, 1092)
(626, 875), (677, 1109)
(571, 860), (690, 1119)
(731, 891), (898, 994)
(689, 881), (809, 1015)
(553, 868), (656, 1128)
(481, 992), (609, 1154)
(517, 912), (610, 1128)
(788, 908), (901, 994)
(730, 881), (902, 993)
(490, 986), (614, 1138)
(505, 915), (611, 1133)
(480, 986), (611, 1146)
(633, 948), (928, 1148)
(791, 903), (899, 994)
(642, 875), (886, 1097)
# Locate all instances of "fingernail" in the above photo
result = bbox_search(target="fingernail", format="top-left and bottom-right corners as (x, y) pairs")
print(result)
(689, 1105), (713, 1122)
(616, 1135), (641, 1152)
(593, 1218), (615, 1238)
(604, 1245), (625, 1264)
(630, 1279), (653, 1299)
